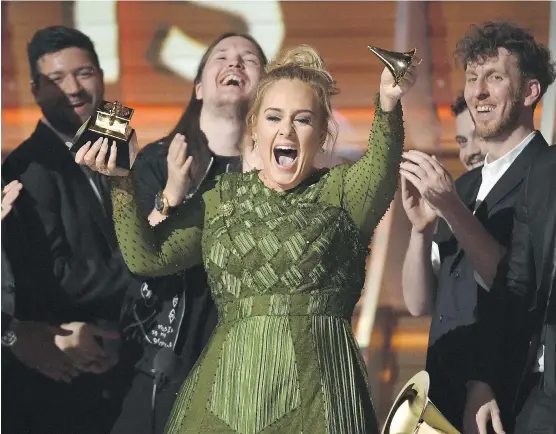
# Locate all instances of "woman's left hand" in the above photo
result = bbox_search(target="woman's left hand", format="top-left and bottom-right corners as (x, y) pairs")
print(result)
(379, 58), (420, 111)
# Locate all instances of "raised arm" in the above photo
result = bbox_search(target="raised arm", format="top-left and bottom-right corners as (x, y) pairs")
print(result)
(320, 95), (405, 243)
(320, 64), (417, 243)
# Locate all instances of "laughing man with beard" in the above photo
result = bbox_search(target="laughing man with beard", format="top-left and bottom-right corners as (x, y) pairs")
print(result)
(399, 21), (554, 433)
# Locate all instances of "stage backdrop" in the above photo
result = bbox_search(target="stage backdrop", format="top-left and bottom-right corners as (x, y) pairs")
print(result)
(1, 0), (551, 167)
(2, 2), (553, 421)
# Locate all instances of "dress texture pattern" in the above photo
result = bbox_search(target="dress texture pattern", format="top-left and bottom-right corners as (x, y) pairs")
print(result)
(111, 96), (405, 434)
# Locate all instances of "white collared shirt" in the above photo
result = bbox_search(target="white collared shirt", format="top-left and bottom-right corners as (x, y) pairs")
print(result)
(474, 131), (537, 210)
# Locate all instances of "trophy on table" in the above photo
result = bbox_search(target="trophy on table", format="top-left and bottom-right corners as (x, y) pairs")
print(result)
(367, 45), (421, 86)
(69, 100), (136, 170)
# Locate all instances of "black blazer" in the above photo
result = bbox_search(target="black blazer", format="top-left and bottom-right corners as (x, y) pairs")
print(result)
(2, 121), (141, 324)
(431, 132), (548, 346)
(486, 144), (556, 415)
(427, 132), (548, 427)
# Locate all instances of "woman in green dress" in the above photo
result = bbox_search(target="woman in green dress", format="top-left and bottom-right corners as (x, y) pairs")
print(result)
(76, 45), (418, 434)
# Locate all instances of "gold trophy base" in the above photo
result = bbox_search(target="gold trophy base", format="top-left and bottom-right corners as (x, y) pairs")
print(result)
(70, 116), (134, 170)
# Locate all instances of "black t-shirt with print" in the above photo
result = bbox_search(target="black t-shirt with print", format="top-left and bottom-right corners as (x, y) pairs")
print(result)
(121, 138), (240, 376)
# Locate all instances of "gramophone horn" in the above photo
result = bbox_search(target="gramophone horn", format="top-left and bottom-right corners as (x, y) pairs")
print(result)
(367, 46), (421, 86)
(382, 371), (460, 434)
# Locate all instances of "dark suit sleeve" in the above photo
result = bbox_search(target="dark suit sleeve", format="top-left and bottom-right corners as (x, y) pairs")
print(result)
(1, 245), (16, 333)
(503, 183), (536, 298)
(132, 145), (168, 219)
(474, 171), (535, 399)
(12, 162), (133, 307)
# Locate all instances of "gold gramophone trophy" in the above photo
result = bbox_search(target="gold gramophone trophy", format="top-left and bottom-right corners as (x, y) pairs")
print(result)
(382, 371), (460, 434)
(70, 100), (135, 170)
(368, 45), (421, 86)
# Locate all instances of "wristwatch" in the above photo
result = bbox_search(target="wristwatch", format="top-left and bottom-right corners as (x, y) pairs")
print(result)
(154, 191), (178, 216)
(1, 318), (19, 347)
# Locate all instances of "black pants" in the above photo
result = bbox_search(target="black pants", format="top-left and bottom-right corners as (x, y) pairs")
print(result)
(1, 355), (131, 434)
(514, 384), (556, 434)
(110, 369), (186, 434)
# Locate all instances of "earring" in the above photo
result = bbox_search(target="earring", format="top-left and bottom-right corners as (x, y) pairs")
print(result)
(252, 137), (258, 149)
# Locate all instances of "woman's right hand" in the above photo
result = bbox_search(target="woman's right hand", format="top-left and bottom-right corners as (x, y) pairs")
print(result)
(162, 134), (193, 207)
(74, 134), (139, 177)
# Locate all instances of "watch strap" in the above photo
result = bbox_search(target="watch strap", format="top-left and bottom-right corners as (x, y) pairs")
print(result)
(156, 191), (178, 216)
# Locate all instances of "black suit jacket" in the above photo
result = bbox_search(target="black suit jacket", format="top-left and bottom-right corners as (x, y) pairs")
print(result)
(1, 179), (16, 332)
(428, 132), (548, 428)
(2, 121), (141, 324)
(486, 144), (556, 416)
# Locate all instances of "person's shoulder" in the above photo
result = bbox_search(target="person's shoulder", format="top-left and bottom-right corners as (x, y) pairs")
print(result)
(536, 143), (556, 162)
(528, 144), (556, 181)
(134, 137), (169, 171)
(454, 165), (481, 190)
(5, 131), (41, 162)
(136, 137), (169, 161)
(3, 133), (51, 181)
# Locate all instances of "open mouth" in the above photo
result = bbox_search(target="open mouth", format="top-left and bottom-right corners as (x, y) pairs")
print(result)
(476, 105), (495, 117)
(220, 73), (244, 88)
(467, 157), (485, 169)
(273, 146), (298, 168)
(70, 101), (88, 113)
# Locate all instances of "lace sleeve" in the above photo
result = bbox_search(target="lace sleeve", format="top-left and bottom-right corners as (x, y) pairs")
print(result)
(110, 175), (205, 277)
(320, 93), (404, 244)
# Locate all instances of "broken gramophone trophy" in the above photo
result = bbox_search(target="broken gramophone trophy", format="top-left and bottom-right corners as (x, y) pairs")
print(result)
(70, 100), (136, 170)
(367, 45), (422, 86)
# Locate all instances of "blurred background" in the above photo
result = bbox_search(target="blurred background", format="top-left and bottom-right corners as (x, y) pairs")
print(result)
(2, 0), (555, 424)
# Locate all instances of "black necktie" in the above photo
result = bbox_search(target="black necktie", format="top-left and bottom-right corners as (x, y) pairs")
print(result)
(89, 171), (118, 249)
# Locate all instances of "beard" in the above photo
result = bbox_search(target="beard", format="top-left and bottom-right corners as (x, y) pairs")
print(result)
(475, 88), (523, 140)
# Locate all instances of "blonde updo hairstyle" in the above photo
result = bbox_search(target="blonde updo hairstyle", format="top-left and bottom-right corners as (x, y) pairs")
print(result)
(247, 45), (340, 152)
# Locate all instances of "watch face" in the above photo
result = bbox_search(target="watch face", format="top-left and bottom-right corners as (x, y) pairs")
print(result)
(1, 330), (17, 347)
(154, 193), (164, 212)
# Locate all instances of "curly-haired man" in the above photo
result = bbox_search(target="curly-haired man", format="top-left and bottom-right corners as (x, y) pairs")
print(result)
(400, 20), (555, 434)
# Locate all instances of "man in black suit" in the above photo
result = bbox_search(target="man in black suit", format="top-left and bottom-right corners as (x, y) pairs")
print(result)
(1, 179), (83, 432)
(475, 145), (556, 433)
(2, 26), (141, 433)
(400, 21), (555, 433)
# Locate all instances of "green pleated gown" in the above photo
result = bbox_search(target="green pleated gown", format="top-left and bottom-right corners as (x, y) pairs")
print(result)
(111, 97), (405, 434)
